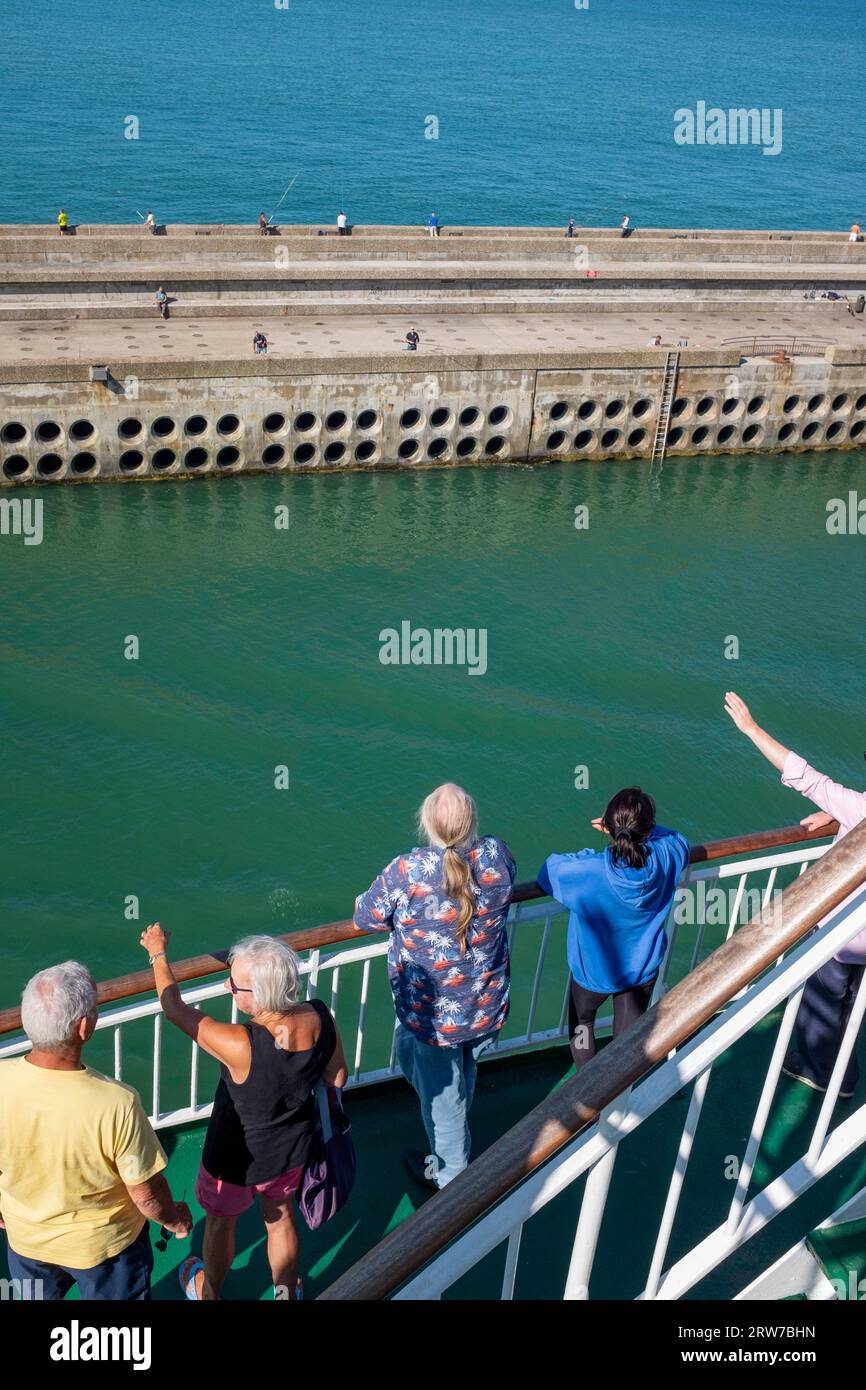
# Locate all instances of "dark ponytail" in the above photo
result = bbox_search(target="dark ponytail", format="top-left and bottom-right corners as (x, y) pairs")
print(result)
(603, 787), (656, 869)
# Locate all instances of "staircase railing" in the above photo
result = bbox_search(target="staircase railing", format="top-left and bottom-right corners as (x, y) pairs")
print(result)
(317, 816), (866, 1300)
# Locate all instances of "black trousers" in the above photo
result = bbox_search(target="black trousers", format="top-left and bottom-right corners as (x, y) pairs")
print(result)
(568, 975), (655, 1069)
(787, 957), (864, 1093)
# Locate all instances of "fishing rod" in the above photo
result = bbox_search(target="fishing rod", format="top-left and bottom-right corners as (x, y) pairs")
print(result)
(267, 173), (299, 227)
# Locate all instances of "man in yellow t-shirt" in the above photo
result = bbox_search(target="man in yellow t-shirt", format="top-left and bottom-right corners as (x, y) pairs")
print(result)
(0, 961), (192, 1300)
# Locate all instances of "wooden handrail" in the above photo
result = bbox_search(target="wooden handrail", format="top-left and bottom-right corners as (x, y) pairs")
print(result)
(0, 819), (836, 1039)
(318, 814), (866, 1301)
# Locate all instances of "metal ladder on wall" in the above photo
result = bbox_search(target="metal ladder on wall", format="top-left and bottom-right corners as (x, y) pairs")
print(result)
(650, 351), (680, 466)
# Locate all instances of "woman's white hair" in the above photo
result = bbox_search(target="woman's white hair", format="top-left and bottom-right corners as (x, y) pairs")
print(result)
(228, 935), (301, 1015)
(20, 961), (97, 1050)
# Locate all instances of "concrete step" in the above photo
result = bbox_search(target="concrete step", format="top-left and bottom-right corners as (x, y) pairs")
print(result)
(0, 295), (845, 323)
(2, 262), (866, 293)
(2, 245), (866, 275)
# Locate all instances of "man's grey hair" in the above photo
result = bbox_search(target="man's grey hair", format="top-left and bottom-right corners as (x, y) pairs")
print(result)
(228, 935), (301, 1015)
(20, 961), (97, 1049)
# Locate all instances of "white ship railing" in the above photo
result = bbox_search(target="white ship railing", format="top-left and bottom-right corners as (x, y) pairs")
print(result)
(383, 884), (866, 1301)
(314, 824), (866, 1302)
(0, 837), (829, 1133)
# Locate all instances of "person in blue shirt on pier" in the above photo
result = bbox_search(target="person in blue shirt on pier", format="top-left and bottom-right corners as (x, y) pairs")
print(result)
(538, 788), (689, 1069)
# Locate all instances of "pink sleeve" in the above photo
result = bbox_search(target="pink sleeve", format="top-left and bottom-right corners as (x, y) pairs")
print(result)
(781, 751), (866, 830)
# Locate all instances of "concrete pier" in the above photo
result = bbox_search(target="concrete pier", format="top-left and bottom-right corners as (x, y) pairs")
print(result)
(2, 224), (866, 484)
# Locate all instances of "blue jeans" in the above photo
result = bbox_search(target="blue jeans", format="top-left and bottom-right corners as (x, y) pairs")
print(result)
(395, 1025), (494, 1187)
(6, 1222), (153, 1301)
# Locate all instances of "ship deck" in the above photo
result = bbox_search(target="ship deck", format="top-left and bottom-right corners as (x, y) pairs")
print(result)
(5, 1012), (864, 1302)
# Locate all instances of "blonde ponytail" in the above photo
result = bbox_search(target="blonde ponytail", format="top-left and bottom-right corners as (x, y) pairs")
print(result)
(418, 782), (479, 957)
(443, 845), (476, 956)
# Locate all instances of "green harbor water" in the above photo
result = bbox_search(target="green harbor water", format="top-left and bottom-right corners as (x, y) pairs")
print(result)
(2, 452), (866, 1096)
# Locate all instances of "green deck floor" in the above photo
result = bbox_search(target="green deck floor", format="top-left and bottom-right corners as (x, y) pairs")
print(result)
(3, 1016), (866, 1300)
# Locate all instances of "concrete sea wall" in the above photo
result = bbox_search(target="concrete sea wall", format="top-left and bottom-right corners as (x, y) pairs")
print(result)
(3, 347), (866, 486)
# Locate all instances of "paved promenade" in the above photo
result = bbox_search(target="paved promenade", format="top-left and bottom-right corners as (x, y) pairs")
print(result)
(0, 305), (862, 365)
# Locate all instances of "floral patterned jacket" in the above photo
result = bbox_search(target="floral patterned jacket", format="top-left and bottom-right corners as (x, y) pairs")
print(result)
(354, 836), (516, 1046)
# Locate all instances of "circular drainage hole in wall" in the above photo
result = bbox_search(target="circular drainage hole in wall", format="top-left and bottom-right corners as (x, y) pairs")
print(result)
(3, 455), (30, 478)
(119, 450), (145, 473)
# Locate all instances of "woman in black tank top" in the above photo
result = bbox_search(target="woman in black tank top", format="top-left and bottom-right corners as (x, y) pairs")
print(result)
(140, 926), (348, 1301)
(203, 996), (336, 1183)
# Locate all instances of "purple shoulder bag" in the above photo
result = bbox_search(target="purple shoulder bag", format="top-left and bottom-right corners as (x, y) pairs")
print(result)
(298, 1083), (356, 1230)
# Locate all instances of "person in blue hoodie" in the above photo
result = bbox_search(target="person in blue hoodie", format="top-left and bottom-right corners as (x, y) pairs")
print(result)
(537, 787), (690, 1069)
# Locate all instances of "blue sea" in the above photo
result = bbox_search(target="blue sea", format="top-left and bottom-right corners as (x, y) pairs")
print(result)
(1, 0), (863, 229)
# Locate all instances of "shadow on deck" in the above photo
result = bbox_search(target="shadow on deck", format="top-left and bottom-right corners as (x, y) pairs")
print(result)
(3, 1019), (866, 1300)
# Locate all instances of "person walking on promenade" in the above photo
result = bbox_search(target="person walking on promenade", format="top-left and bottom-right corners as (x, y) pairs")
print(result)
(405, 326), (420, 351)
(155, 286), (169, 319)
(0, 961), (191, 1300)
(337, 210), (348, 236)
(537, 789), (689, 1070)
(253, 331), (268, 354)
(57, 208), (69, 235)
(139, 925), (347, 1300)
(724, 691), (866, 1096)
(354, 783), (516, 1190)
(427, 210), (441, 238)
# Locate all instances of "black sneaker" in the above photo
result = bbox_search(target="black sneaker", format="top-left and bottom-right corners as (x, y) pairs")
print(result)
(403, 1148), (440, 1191)
(782, 1053), (855, 1100)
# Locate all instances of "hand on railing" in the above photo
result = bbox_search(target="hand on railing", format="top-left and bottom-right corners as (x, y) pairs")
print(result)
(801, 812), (836, 832)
